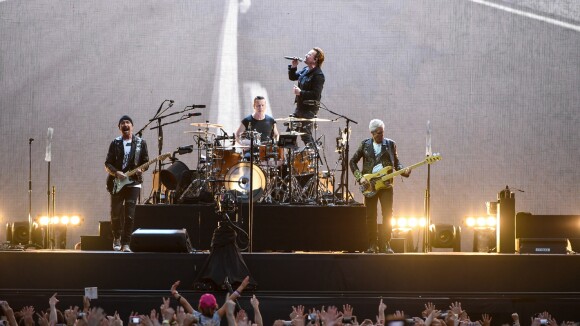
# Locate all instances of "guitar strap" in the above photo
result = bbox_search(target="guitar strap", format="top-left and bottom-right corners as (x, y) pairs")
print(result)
(375, 139), (394, 167)
(134, 137), (142, 166)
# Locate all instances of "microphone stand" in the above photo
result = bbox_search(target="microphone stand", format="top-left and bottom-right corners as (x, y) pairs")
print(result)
(423, 120), (432, 252)
(248, 122), (254, 252)
(26, 138), (39, 249)
(316, 102), (358, 204)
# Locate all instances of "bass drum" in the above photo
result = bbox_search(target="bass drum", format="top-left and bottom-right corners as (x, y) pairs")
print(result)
(224, 162), (266, 202)
(160, 160), (189, 190)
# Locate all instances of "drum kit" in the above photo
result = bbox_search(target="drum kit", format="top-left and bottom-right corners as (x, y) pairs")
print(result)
(161, 117), (338, 205)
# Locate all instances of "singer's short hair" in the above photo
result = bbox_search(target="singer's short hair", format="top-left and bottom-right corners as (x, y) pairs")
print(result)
(369, 119), (384, 133)
(313, 47), (325, 67)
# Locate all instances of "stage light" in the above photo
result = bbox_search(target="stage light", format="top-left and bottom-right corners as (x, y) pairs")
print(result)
(465, 216), (497, 229)
(463, 215), (497, 252)
(37, 215), (83, 226)
(391, 216), (426, 230)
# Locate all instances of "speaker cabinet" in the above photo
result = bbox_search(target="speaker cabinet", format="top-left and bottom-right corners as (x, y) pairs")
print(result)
(518, 238), (568, 254)
(130, 228), (193, 253)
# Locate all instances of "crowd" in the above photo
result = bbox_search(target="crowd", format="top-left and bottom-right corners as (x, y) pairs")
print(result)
(1, 285), (577, 326)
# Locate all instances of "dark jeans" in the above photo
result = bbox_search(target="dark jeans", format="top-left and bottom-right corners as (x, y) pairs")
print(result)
(292, 109), (315, 146)
(110, 186), (141, 245)
(364, 187), (394, 248)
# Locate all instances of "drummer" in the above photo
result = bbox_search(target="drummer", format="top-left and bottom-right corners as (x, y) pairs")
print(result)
(235, 96), (279, 148)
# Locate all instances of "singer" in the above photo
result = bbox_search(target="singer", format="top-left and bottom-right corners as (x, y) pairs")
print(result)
(235, 95), (279, 147)
(349, 119), (411, 254)
(288, 47), (325, 146)
(105, 115), (150, 252)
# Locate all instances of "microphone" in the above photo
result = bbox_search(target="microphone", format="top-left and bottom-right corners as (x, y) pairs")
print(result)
(185, 112), (202, 118)
(168, 101), (174, 108)
(284, 56), (303, 62)
(303, 100), (319, 105)
(187, 104), (206, 108)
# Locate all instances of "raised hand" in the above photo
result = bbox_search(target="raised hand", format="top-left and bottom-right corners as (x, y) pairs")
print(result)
(479, 314), (492, 326)
(449, 302), (462, 315)
(423, 302), (435, 318)
(20, 306), (35, 326)
(319, 306), (341, 326)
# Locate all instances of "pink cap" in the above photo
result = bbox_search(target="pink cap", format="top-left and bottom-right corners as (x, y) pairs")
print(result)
(199, 293), (217, 309)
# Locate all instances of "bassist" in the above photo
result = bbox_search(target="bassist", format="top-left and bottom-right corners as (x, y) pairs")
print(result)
(105, 115), (149, 252)
(349, 119), (410, 254)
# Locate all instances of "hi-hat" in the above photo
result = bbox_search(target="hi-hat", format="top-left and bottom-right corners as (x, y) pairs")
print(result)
(190, 122), (223, 128)
(184, 130), (215, 135)
(276, 117), (330, 122)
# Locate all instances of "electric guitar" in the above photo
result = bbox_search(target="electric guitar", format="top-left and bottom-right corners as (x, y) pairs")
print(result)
(107, 152), (172, 194)
(359, 154), (442, 197)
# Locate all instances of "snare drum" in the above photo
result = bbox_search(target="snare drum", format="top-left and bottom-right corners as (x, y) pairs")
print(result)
(213, 148), (241, 176)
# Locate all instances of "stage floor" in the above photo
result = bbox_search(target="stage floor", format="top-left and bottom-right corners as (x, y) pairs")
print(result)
(1, 250), (579, 323)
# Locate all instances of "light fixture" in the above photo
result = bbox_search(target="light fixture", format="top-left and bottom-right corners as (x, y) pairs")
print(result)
(37, 215), (82, 226)
(463, 215), (497, 252)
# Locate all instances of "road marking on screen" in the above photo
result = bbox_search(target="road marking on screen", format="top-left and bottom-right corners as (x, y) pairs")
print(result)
(469, 0), (580, 32)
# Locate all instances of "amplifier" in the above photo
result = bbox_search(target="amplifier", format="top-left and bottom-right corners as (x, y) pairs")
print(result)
(518, 238), (568, 254)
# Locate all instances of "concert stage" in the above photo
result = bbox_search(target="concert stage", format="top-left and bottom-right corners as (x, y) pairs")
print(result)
(0, 250), (579, 323)
(2, 204), (579, 322)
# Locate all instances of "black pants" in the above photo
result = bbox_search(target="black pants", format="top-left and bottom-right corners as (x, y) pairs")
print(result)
(364, 187), (393, 248)
(292, 109), (315, 146)
(110, 186), (140, 245)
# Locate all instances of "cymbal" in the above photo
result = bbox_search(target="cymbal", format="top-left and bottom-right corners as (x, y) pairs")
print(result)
(184, 130), (215, 135)
(276, 117), (331, 122)
(231, 144), (250, 148)
(190, 122), (223, 128)
(280, 131), (305, 136)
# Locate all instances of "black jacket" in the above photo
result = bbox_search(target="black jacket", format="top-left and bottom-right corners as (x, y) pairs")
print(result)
(105, 135), (149, 185)
(288, 65), (325, 116)
(349, 138), (404, 181)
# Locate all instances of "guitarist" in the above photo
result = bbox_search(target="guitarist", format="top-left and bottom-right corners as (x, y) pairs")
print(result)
(105, 115), (149, 252)
(349, 119), (410, 254)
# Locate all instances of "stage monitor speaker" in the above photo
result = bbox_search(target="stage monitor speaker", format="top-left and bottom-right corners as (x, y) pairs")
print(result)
(429, 224), (461, 252)
(6, 222), (43, 246)
(130, 228), (193, 253)
(518, 238), (568, 254)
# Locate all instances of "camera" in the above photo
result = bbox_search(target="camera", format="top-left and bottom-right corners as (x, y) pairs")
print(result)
(131, 317), (141, 324)
(77, 313), (86, 320)
(540, 319), (548, 325)
(282, 321), (292, 326)
(307, 313), (317, 324)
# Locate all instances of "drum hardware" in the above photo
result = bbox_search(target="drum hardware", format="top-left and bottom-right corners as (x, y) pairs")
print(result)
(276, 117), (331, 122)
(259, 166), (287, 204)
(184, 130), (216, 135)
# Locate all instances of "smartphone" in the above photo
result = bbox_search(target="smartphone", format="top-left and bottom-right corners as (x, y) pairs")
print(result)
(84, 287), (98, 299)
(131, 317), (141, 324)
